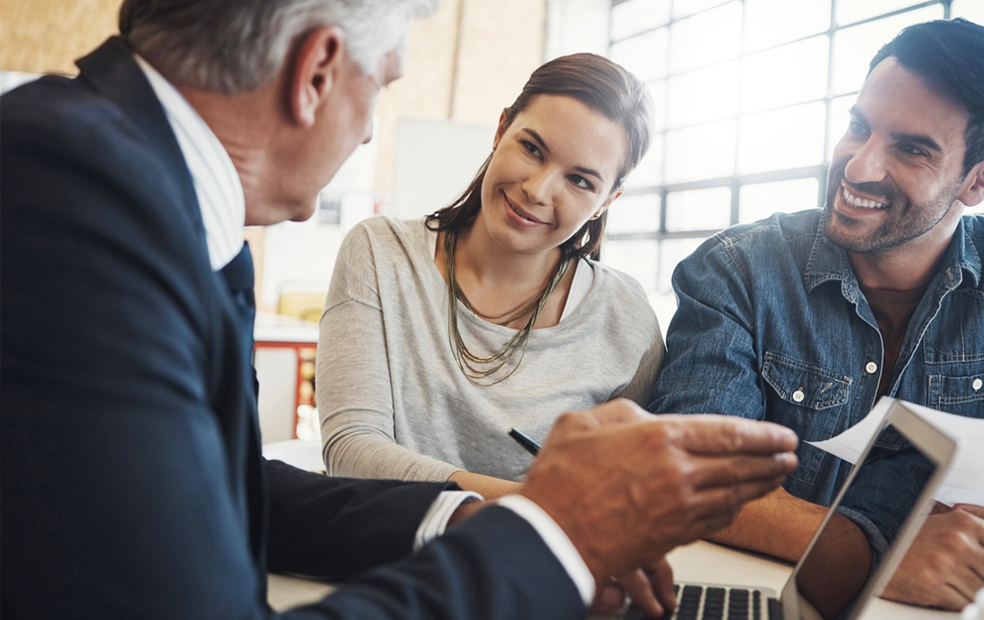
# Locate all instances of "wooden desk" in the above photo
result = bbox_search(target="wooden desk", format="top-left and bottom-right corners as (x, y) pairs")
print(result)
(267, 538), (960, 618)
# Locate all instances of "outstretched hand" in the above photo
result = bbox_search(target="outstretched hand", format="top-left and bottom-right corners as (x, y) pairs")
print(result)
(518, 399), (799, 580)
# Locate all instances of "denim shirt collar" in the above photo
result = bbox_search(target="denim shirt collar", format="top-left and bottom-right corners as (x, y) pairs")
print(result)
(803, 215), (982, 301)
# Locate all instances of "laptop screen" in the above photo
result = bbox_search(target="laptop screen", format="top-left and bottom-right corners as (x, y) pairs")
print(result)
(793, 421), (937, 619)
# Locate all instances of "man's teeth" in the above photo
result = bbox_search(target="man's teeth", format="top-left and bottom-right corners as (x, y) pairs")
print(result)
(843, 187), (887, 209)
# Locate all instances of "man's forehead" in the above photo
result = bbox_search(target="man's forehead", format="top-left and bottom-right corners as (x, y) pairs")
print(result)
(857, 56), (970, 147)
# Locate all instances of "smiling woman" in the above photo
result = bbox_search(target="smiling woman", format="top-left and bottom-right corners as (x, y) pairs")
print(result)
(316, 54), (663, 498)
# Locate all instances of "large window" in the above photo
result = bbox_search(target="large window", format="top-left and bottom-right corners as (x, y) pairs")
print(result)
(603, 0), (984, 293)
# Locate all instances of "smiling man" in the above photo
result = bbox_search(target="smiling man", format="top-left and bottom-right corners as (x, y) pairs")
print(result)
(649, 18), (984, 610)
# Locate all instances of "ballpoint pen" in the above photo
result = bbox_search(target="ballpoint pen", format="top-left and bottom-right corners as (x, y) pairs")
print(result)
(508, 427), (541, 456)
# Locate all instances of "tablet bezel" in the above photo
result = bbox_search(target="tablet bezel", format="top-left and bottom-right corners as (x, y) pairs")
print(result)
(779, 400), (957, 620)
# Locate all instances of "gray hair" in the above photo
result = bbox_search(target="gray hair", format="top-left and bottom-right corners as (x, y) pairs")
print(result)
(119, 0), (438, 93)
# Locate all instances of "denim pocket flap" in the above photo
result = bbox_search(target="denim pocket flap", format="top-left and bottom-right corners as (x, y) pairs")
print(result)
(762, 353), (851, 410)
(932, 370), (984, 406)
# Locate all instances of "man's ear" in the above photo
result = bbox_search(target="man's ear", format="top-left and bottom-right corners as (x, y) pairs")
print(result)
(957, 161), (984, 207)
(289, 25), (345, 127)
(592, 190), (622, 220)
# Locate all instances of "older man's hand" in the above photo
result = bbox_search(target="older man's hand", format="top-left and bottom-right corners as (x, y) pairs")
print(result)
(517, 399), (799, 582)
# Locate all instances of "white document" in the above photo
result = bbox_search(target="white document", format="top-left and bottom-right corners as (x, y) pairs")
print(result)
(807, 397), (984, 506)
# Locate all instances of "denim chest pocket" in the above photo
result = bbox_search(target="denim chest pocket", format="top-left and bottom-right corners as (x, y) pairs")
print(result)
(922, 290), (984, 417)
(928, 369), (984, 415)
(762, 352), (852, 485)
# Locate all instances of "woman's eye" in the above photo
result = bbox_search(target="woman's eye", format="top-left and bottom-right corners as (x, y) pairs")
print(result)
(521, 141), (541, 157)
(568, 174), (593, 191)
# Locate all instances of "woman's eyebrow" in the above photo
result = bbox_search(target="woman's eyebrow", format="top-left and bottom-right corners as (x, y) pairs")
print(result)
(521, 128), (605, 183)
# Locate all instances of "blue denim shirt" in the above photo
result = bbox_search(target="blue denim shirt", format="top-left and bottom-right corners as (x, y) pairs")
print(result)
(649, 210), (984, 551)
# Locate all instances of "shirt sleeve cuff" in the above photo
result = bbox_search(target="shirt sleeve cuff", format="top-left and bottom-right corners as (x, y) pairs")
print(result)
(413, 490), (483, 552)
(496, 494), (595, 606)
(836, 505), (888, 569)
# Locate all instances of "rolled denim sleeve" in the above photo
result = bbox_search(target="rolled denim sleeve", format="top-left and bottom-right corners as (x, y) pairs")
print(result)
(648, 234), (766, 420)
(839, 444), (934, 551)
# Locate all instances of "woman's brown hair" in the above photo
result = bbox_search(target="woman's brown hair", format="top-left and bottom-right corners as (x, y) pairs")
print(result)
(426, 53), (654, 261)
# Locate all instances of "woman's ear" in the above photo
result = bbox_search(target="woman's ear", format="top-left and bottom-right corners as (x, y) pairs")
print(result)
(288, 25), (346, 127)
(592, 190), (622, 220)
(493, 109), (509, 147)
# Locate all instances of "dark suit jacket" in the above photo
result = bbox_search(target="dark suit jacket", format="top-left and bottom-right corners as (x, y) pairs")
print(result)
(1, 37), (582, 619)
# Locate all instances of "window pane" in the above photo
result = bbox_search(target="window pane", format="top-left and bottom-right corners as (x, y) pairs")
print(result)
(831, 6), (943, 94)
(649, 80), (667, 132)
(603, 240), (659, 290)
(607, 193), (661, 233)
(610, 27), (669, 82)
(658, 238), (707, 291)
(668, 61), (739, 128)
(744, 0), (831, 52)
(626, 134), (664, 189)
(836, 0), (925, 26)
(665, 120), (736, 183)
(672, 0), (732, 19)
(669, 2), (742, 74)
(665, 187), (732, 232)
(738, 102), (826, 174)
(952, 0), (984, 23)
(741, 36), (829, 113)
(827, 94), (854, 162)
(612, 0), (671, 40)
(739, 178), (820, 223)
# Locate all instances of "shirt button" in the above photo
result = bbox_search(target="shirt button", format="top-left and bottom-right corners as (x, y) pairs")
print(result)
(865, 362), (878, 374)
(974, 378), (983, 391)
(792, 389), (805, 403)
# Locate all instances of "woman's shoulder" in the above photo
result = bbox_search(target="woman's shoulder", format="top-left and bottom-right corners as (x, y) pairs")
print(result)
(577, 259), (659, 327)
(582, 260), (651, 305)
(341, 215), (430, 257)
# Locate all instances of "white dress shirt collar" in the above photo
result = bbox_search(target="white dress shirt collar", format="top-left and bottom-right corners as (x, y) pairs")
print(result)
(134, 54), (245, 271)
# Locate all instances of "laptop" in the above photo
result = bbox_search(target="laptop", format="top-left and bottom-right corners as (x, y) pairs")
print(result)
(626, 401), (959, 620)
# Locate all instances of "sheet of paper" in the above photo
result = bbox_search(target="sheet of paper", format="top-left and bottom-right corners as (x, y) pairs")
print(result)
(807, 397), (984, 506)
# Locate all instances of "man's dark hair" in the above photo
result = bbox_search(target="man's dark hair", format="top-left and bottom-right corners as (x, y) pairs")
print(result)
(869, 18), (984, 175)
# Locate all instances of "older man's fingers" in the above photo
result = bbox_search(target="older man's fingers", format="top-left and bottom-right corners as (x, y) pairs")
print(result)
(690, 452), (798, 490)
(663, 415), (799, 455)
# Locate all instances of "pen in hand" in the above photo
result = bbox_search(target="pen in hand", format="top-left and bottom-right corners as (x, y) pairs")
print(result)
(508, 427), (541, 456)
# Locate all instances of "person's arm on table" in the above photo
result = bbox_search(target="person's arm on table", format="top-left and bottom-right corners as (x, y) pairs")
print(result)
(265, 459), (454, 579)
(881, 504), (984, 609)
(839, 445), (984, 610)
(446, 471), (520, 499)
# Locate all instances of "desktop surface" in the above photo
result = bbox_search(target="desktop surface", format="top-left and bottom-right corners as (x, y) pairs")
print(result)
(267, 539), (959, 619)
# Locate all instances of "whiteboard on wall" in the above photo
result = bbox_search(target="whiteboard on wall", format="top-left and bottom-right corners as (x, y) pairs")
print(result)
(392, 118), (495, 221)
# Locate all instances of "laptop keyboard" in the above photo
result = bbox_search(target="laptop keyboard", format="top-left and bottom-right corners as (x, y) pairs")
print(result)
(625, 584), (777, 620)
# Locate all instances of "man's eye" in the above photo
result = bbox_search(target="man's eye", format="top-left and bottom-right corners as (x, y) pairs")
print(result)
(899, 143), (927, 157)
(846, 120), (868, 136)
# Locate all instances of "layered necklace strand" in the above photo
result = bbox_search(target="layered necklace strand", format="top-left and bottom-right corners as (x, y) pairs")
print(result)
(444, 227), (570, 386)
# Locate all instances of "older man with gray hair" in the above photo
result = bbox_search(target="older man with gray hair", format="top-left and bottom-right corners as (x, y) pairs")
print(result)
(1, 1), (798, 618)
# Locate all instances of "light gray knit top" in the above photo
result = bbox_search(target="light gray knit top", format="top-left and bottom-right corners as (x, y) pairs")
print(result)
(316, 216), (664, 483)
